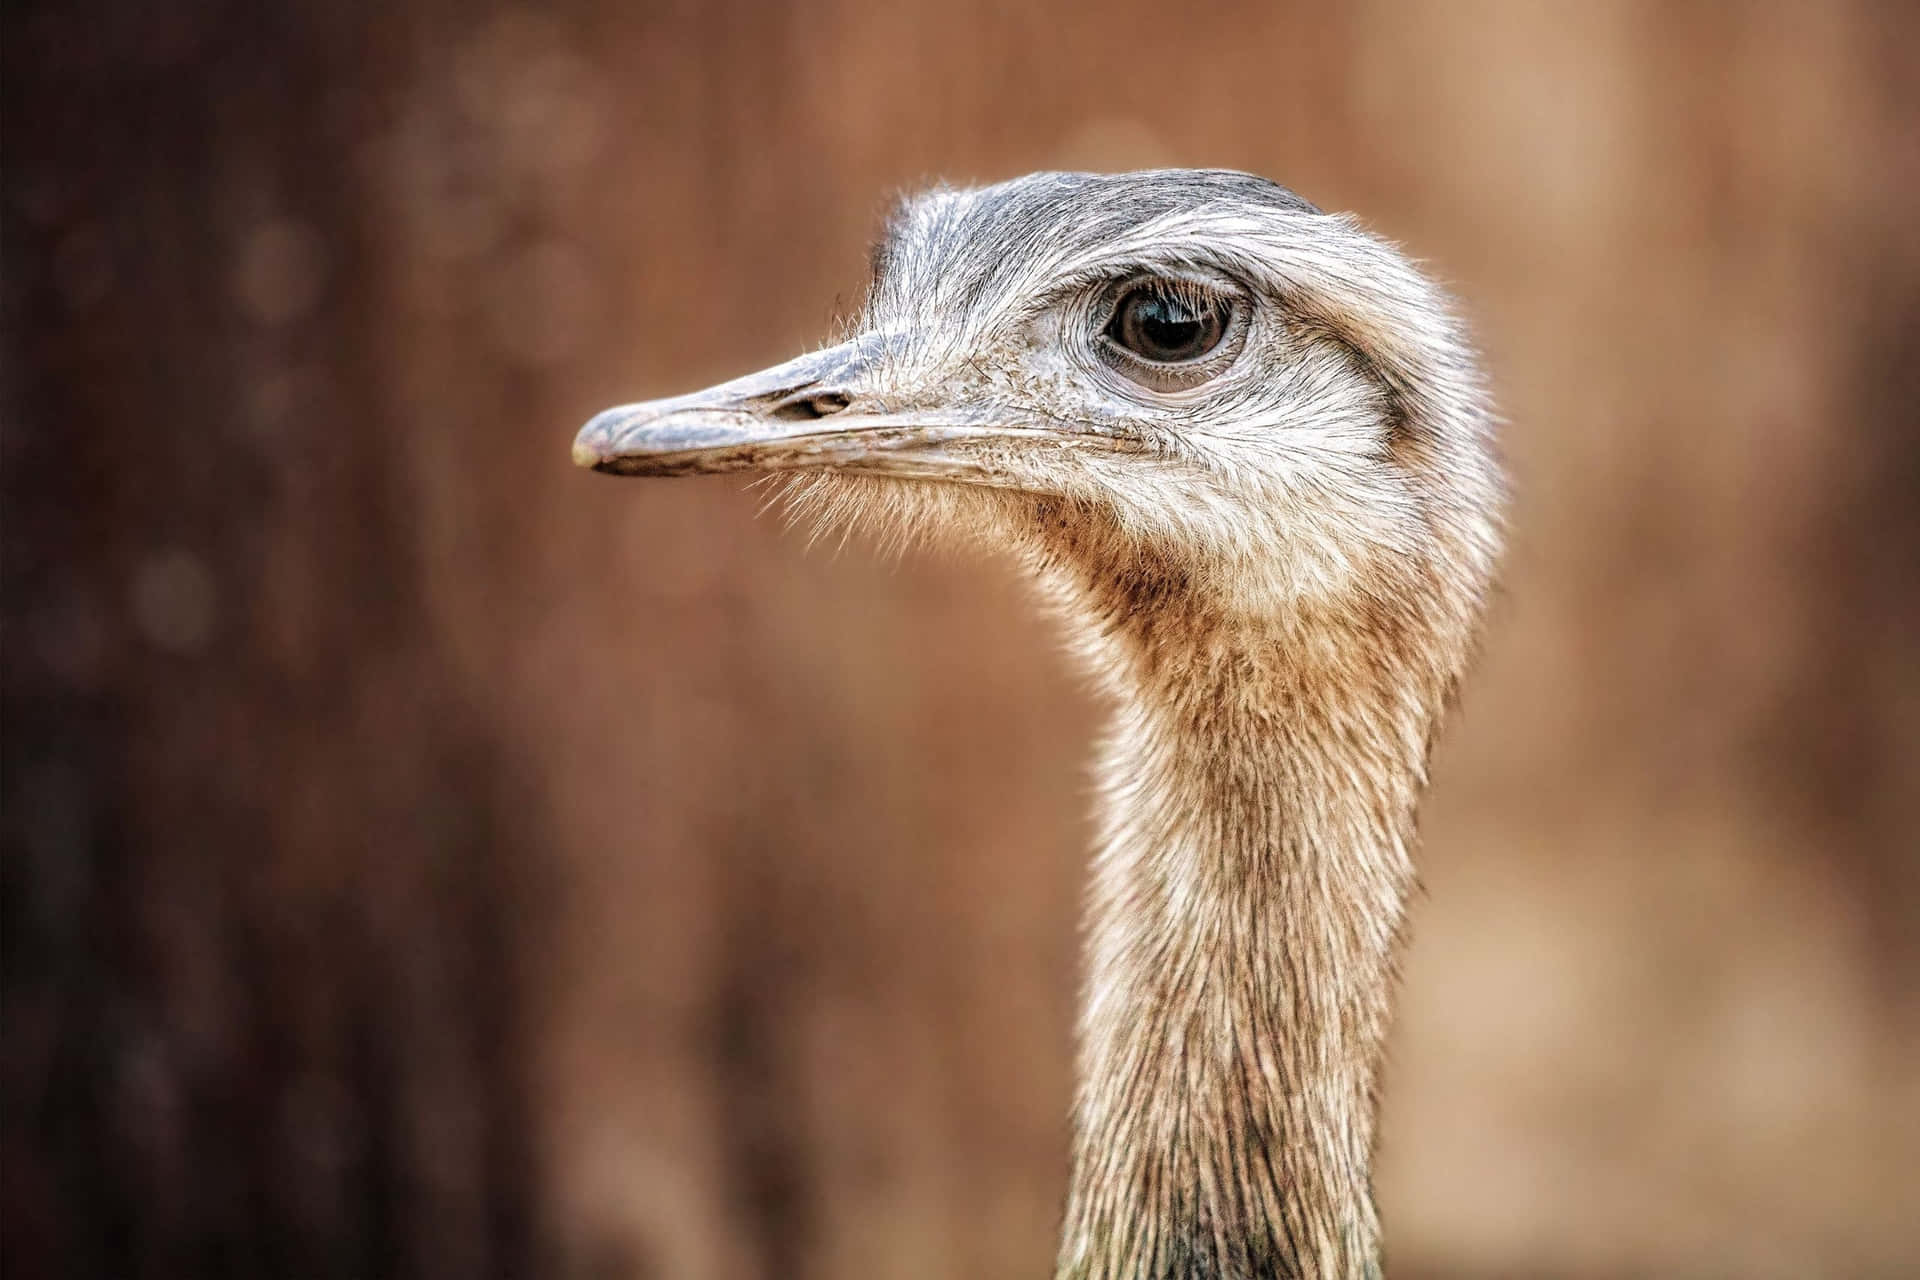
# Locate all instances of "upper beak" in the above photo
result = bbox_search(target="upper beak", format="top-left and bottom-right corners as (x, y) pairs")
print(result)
(572, 335), (1140, 482)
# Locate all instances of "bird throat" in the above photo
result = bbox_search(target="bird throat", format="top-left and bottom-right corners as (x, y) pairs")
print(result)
(1050, 573), (1431, 1280)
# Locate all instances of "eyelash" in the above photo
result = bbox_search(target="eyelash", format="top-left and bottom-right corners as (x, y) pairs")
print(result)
(1108, 276), (1216, 319)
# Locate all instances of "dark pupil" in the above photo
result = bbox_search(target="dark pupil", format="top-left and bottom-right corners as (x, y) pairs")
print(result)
(1113, 290), (1220, 362)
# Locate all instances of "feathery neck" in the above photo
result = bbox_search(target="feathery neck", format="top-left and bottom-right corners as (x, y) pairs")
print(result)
(1049, 562), (1444, 1280)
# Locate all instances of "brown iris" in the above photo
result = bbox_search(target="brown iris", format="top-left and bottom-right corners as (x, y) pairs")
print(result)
(1105, 284), (1228, 364)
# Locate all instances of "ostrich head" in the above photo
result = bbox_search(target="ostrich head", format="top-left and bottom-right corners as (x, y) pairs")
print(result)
(576, 169), (1503, 1277)
(577, 170), (1498, 677)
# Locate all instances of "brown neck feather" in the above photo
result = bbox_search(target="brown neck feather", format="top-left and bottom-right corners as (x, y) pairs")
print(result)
(1047, 549), (1448, 1280)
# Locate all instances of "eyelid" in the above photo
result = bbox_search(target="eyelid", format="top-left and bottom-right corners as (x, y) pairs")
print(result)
(1099, 340), (1241, 392)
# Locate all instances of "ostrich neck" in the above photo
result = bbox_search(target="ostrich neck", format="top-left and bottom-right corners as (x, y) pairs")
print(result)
(1053, 595), (1431, 1280)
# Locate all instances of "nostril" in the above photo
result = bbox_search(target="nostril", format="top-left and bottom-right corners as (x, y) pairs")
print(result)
(770, 391), (853, 420)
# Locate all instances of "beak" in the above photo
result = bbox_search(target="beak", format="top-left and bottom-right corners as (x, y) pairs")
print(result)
(572, 335), (1141, 482)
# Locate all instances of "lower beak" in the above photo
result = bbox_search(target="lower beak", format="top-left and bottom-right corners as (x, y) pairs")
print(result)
(572, 337), (1140, 482)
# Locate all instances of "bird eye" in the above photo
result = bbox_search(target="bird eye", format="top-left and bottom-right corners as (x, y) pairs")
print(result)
(1106, 284), (1227, 364)
(1094, 278), (1244, 392)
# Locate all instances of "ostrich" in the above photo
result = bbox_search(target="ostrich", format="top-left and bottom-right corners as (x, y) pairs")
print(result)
(574, 170), (1503, 1279)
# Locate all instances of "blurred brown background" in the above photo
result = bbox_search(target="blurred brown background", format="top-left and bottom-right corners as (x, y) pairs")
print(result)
(4, 2), (1918, 1277)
